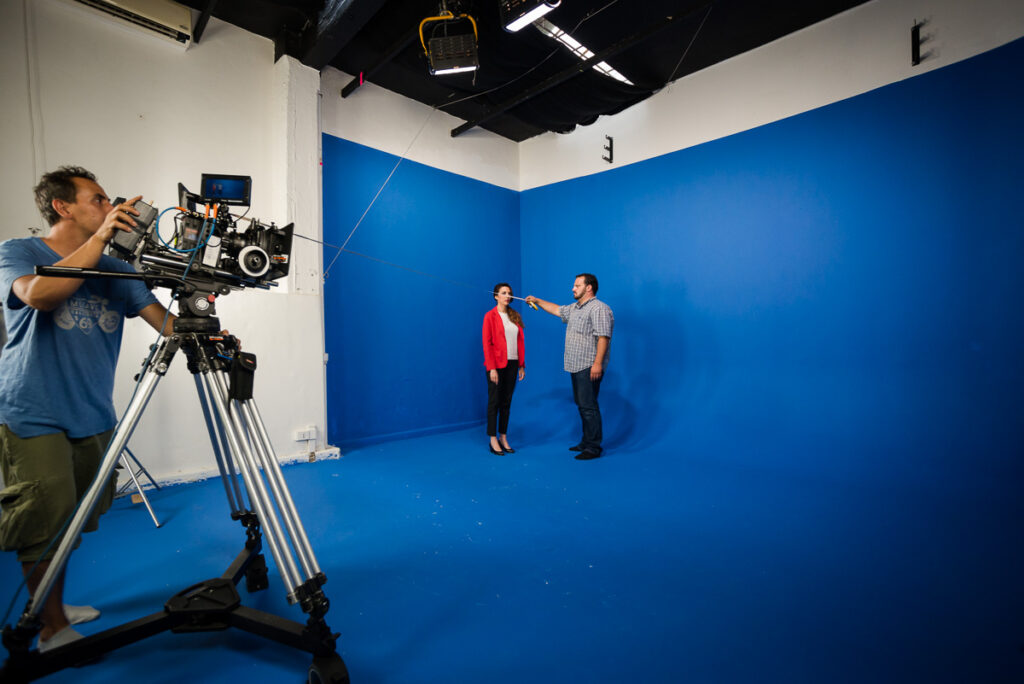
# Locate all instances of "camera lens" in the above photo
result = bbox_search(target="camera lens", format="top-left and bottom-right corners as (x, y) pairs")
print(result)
(238, 246), (271, 277)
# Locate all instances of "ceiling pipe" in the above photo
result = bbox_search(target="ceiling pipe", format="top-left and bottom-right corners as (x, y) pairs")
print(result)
(450, 3), (709, 138)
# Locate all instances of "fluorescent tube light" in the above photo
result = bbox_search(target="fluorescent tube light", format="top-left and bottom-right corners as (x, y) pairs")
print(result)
(533, 17), (634, 85)
(433, 65), (478, 75)
(502, 1), (561, 33)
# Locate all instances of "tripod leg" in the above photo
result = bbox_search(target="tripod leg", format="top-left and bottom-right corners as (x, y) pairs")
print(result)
(193, 374), (246, 516)
(201, 371), (304, 600)
(18, 354), (169, 629)
(237, 398), (322, 579)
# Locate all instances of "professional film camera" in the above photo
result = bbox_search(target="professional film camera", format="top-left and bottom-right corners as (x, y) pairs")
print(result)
(2, 176), (349, 682)
(107, 173), (294, 317)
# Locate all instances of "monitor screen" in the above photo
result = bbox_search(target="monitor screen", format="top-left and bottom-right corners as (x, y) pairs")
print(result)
(199, 174), (252, 206)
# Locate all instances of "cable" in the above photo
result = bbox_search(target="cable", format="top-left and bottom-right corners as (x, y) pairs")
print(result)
(322, 106), (438, 280)
(663, 3), (714, 87)
(298, 235), (533, 303)
(322, 3), (627, 284)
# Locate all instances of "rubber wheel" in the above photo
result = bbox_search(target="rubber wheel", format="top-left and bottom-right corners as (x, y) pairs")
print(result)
(308, 654), (350, 684)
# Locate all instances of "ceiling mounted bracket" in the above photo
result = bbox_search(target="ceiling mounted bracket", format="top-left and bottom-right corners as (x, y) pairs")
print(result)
(911, 19), (929, 66)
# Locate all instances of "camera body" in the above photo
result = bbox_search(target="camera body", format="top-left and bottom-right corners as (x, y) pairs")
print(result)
(107, 175), (293, 311)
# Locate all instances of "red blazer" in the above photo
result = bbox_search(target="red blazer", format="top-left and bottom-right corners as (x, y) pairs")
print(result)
(482, 307), (525, 371)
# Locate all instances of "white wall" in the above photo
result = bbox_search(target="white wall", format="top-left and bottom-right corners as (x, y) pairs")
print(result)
(0, 0), (330, 483)
(320, 67), (520, 190)
(519, 0), (1024, 189)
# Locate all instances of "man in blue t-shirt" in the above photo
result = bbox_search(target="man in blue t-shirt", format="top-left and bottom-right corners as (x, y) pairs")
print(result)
(0, 166), (174, 651)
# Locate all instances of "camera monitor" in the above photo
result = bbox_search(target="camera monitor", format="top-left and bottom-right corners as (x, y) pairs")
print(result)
(200, 174), (252, 206)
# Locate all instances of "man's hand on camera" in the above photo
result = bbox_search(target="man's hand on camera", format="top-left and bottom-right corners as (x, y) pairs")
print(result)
(96, 195), (142, 244)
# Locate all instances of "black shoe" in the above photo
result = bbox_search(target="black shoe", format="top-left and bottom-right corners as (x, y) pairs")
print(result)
(574, 451), (600, 460)
(501, 445), (515, 454)
(569, 444), (584, 452)
(489, 445), (504, 455)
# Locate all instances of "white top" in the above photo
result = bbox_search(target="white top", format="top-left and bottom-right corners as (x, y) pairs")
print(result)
(499, 310), (519, 361)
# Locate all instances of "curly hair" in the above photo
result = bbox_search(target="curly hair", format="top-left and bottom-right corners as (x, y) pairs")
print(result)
(34, 166), (96, 226)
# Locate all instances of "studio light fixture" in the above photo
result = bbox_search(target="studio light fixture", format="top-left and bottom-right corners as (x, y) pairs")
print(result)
(501, 0), (561, 33)
(420, 5), (479, 75)
(534, 17), (634, 85)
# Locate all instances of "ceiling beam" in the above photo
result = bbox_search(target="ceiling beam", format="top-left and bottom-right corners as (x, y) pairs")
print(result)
(192, 0), (219, 44)
(300, 0), (390, 70)
(450, 4), (709, 138)
(340, 26), (419, 98)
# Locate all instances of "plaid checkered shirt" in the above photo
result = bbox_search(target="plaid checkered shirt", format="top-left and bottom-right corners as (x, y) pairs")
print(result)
(558, 298), (614, 373)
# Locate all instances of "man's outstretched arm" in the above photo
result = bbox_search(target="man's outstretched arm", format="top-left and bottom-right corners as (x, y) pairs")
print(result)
(525, 295), (560, 317)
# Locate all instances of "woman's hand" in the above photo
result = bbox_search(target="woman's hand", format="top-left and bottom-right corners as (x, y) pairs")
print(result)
(518, 368), (525, 381)
(489, 370), (499, 384)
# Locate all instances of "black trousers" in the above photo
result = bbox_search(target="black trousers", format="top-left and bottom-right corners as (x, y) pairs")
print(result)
(486, 363), (519, 436)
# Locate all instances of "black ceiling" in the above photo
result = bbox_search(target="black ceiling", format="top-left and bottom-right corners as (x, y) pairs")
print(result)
(179, 0), (869, 141)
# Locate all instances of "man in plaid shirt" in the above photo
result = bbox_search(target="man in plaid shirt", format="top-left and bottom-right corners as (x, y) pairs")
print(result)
(526, 273), (614, 460)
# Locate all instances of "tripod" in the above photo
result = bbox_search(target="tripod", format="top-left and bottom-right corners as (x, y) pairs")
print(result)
(1, 313), (349, 683)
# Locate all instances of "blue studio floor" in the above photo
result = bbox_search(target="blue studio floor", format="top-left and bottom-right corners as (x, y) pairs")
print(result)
(1, 422), (1021, 683)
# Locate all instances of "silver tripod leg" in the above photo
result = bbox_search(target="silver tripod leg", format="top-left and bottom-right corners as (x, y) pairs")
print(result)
(237, 398), (322, 578)
(193, 374), (246, 516)
(201, 370), (303, 601)
(21, 347), (169, 623)
(200, 368), (324, 602)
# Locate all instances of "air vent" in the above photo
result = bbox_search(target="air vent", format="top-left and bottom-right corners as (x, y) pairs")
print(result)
(71, 0), (192, 48)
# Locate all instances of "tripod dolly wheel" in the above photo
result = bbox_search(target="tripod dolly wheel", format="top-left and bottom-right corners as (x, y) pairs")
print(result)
(308, 654), (350, 684)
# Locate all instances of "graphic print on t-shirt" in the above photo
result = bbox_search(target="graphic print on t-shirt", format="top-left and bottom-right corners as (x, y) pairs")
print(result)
(54, 294), (121, 334)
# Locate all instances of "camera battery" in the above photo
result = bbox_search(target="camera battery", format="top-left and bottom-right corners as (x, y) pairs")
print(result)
(108, 199), (157, 257)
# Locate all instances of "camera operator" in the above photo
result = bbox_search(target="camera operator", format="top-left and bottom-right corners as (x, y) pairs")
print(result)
(0, 166), (175, 652)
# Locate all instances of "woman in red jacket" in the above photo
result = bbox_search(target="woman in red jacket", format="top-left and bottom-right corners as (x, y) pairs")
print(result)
(482, 283), (525, 455)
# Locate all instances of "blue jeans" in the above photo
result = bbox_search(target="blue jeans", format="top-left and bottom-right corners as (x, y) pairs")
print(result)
(570, 368), (603, 454)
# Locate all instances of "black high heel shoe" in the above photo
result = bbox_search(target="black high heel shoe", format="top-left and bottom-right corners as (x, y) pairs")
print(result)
(489, 445), (504, 455)
(500, 445), (515, 454)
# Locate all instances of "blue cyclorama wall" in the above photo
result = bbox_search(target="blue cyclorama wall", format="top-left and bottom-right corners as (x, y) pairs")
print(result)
(517, 37), (1024, 476)
(322, 135), (520, 447)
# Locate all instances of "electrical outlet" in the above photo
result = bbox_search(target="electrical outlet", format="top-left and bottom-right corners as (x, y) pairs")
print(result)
(293, 426), (317, 441)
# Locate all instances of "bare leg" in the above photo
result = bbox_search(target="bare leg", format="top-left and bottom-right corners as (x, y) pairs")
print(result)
(23, 560), (70, 641)
(499, 433), (512, 450)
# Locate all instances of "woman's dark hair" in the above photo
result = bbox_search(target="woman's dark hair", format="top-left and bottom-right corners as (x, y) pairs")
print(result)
(34, 166), (96, 226)
(493, 282), (523, 328)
